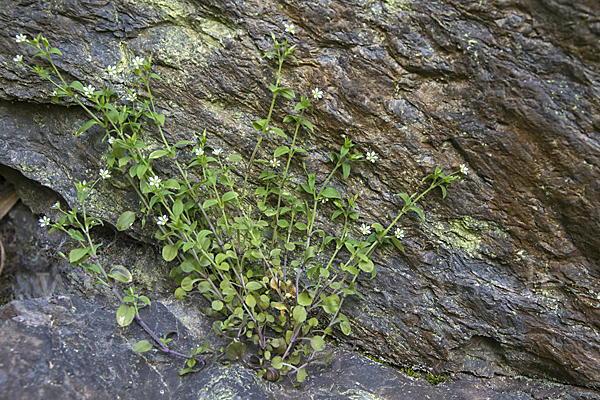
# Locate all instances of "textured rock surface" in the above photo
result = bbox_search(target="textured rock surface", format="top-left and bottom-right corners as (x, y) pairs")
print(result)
(1, 295), (599, 400)
(1, 0), (600, 389)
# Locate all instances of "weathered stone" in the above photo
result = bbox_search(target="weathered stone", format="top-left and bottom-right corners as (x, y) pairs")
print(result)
(1, 295), (599, 399)
(1, 0), (600, 389)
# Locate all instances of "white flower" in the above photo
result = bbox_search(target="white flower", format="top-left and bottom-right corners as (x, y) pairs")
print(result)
(108, 137), (115, 144)
(99, 169), (111, 179)
(366, 151), (378, 163)
(148, 176), (162, 188)
(319, 197), (329, 204)
(212, 148), (223, 156)
(51, 202), (60, 209)
(283, 22), (295, 35)
(15, 34), (27, 43)
(194, 148), (204, 156)
(360, 223), (371, 236)
(270, 158), (280, 168)
(312, 88), (323, 100)
(460, 164), (469, 175)
(107, 64), (117, 76)
(83, 84), (95, 97)
(157, 215), (169, 226)
(395, 228), (405, 240)
(125, 92), (137, 102)
(39, 215), (51, 228)
(51, 90), (57, 96)
(132, 56), (144, 69)
(13, 54), (23, 62)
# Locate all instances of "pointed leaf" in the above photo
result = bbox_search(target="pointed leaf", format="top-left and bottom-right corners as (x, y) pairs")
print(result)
(108, 265), (133, 283)
(133, 340), (153, 353)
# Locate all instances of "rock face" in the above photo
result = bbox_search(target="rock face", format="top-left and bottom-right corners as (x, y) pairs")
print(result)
(1, 295), (599, 399)
(1, 0), (600, 389)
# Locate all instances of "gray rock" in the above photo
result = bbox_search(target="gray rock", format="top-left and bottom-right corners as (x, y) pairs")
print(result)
(1, 295), (598, 399)
(1, 0), (600, 389)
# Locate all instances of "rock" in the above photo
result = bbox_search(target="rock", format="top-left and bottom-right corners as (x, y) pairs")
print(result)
(1, 295), (599, 400)
(1, 0), (600, 389)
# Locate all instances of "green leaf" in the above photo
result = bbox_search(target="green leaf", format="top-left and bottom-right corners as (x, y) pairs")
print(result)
(117, 211), (136, 231)
(156, 113), (165, 126)
(274, 146), (290, 158)
(116, 305), (135, 327)
(391, 237), (405, 253)
(293, 305), (307, 324)
(70, 81), (84, 91)
(252, 119), (268, 131)
(342, 163), (350, 179)
(133, 340), (153, 353)
(225, 341), (246, 361)
(148, 150), (169, 159)
(76, 119), (99, 136)
(301, 120), (314, 132)
(278, 88), (295, 99)
(409, 206), (425, 221)
(270, 127), (287, 138)
(165, 179), (180, 190)
(310, 336), (325, 352)
(296, 367), (306, 383)
(180, 260), (195, 273)
(297, 292), (312, 306)
(397, 193), (411, 206)
(203, 199), (219, 209)
(227, 154), (244, 162)
(284, 242), (296, 251)
(245, 294), (256, 309)
(212, 300), (224, 311)
(271, 356), (283, 369)
(173, 199), (184, 216)
(222, 191), (238, 203)
(340, 320), (351, 335)
(108, 265), (132, 283)
(162, 245), (178, 262)
(48, 48), (63, 56)
(174, 287), (187, 300)
(245, 281), (262, 291)
(321, 187), (341, 199)
(69, 248), (89, 263)
(358, 258), (374, 273)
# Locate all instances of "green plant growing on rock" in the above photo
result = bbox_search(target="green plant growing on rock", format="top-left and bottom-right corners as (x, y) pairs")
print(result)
(16, 28), (467, 383)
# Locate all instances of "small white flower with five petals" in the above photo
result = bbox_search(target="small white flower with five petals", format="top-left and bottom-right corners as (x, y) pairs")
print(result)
(108, 137), (115, 144)
(283, 22), (295, 35)
(13, 54), (23, 63)
(148, 176), (161, 188)
(125, 92), (137, 102)
(312, 88), (323, 100)
(270, 158), (280, 168)
(132, 56), (144, 69)
(366, 151), (378, 163)
(212, 148), (223, 156)
(51, 202), (60, 210)
(319, 197), (329, 204)
(107, 65), (117, 76)
(15, 34), (27, 43)
(157, 215), (169, 226)
(51, 90), (57, 97)
(99, 169), (111, 179)
(360, 223), (371, 236)
(39, 215), (51, 228)
(83, 84), (95, 97)
(460, 164), (469, 175)
(194, 148), (204, 157)
(395, 228), (405, 240)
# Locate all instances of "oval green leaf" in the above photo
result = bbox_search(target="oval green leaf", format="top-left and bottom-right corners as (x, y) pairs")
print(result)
(116, 211), (136, 231)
